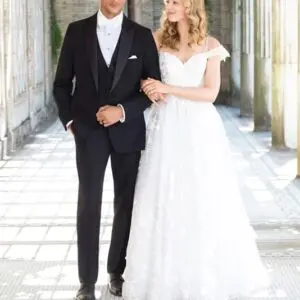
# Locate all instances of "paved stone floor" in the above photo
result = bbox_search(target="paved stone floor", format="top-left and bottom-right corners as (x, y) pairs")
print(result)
(1, 106), (300, 299)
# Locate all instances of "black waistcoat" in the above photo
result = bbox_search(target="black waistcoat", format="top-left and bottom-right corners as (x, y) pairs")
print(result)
(96, 38), (120, 104)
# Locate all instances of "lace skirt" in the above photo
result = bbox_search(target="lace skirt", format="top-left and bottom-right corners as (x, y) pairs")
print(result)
(123, 99), (270, 300)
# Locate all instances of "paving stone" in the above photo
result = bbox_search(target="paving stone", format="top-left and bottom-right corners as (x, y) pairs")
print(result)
(1, 107), (300, 299)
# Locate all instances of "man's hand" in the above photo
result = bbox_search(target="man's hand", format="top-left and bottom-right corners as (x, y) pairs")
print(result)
(96, 105), (124, 127)
(67, 121), (74, 135)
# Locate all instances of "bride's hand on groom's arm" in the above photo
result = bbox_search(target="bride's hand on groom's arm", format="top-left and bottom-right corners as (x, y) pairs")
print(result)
(141, 78), (169, 94)
(146, 91), (165, 104)
(140, 78), (167, 103)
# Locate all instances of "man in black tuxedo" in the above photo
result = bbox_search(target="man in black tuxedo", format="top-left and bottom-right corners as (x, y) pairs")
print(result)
(53, 0), (161, 298)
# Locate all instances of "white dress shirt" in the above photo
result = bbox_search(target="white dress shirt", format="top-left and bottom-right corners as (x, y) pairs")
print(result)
(97, 10), (123, 66)
(67, 10), (125, 129)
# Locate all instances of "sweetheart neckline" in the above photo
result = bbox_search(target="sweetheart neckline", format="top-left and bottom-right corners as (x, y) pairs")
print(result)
(159, 45), (223, 65)
(159, 51), (205, 65)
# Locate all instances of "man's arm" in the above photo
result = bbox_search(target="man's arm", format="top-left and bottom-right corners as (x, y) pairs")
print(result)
(53, 24), (75, 129)
(121, 29), (161, 122)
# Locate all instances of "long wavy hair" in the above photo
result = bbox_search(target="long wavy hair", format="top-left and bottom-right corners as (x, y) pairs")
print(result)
(159, 0), (208, 50)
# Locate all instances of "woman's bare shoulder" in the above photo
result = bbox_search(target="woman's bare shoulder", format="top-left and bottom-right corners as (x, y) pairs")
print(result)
(206, 36), (221, 50)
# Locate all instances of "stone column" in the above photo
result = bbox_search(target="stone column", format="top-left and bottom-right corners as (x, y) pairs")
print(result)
(297, 0), (300, 176)
(133, 0), (154, 29)
(126, 0), (134, 18)
(272, 0), (298, 148)
(231, 0), (241, 98)
(253, 0), (272, 131)
(44, 0), (52, 106)
(240, 0), (254, 116)
(3, 0), (14, 153)
(0, 0), (7, 158)
(219, 0), (231, 103)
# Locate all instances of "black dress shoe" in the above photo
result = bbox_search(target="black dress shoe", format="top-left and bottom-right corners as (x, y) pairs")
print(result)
(108, 274), (124, 297)
(74, 284), (95, 300)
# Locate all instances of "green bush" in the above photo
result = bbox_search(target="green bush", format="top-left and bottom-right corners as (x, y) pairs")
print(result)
(50, 0), (62, 62)
(204, 0), (212, 29)
(205, 0), (211, 11)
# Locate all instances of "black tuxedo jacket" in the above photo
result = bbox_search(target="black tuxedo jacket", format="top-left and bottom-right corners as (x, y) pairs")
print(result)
(53, 13), (161, 153)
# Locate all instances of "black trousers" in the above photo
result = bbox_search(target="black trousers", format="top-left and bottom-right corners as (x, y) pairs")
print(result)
(73, 122), (140, 285)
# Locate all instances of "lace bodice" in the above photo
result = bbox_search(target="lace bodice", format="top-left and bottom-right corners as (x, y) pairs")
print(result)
(159, 45), (230, 87)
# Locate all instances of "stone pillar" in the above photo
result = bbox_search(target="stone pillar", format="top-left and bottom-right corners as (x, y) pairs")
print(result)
(44, 0), (52, 106)
(231, 0), (241, 98)
(127, 0), (134, 19)
(253, 0), (272, 131)
(219, 0), (231, 103)
(131, 0), (142, 25)
(240, 0), (254, 116)
(271, 0), (298, 148)
(0, 0), (7, 158)
(132, 0), (154, 29)
(3, 0), (14, 152)
(297, 0), (300, 176)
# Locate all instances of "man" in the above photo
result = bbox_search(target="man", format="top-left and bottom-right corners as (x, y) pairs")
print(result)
(53, 0), (161, 298)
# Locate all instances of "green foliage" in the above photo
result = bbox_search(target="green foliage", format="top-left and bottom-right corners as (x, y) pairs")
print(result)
(204, 0), (212, 29)
(50, 0), (62, 62)
(204, 0), (211, 11)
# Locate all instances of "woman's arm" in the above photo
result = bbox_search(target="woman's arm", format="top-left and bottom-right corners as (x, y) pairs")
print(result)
(166, 54), (221, 102)
(142, 37), (226, 103)
(140, 30), (165, 103)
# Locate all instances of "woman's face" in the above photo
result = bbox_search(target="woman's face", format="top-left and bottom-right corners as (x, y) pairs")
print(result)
(164, 0), (187, 23)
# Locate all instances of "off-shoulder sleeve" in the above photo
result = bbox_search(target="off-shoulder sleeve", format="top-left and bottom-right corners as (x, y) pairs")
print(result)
(205, 45), (230, 62)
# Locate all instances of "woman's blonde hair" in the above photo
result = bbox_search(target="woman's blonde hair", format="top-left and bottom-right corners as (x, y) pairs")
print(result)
(159, 0), (208, 49)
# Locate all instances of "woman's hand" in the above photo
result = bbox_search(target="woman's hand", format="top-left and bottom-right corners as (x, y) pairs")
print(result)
(141, 78), (169, 95)
(141, 78), (167, 103)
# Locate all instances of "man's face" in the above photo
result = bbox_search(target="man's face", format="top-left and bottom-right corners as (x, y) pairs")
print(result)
(100, 0), (126, 18)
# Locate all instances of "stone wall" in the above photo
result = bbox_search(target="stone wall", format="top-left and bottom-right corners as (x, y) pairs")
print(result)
(0, 0), (53, 159)
(54, 0), (100, 36)
(0, 0), (6, 158)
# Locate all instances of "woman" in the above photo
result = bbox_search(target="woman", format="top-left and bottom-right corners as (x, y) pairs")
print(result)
(123, 0), (270, 299)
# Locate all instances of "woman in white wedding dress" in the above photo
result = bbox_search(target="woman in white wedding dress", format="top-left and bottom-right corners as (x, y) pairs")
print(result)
(122, 0), (269, 299)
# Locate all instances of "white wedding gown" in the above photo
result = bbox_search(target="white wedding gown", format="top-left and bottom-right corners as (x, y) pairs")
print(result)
(122, 45), (269, 300)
